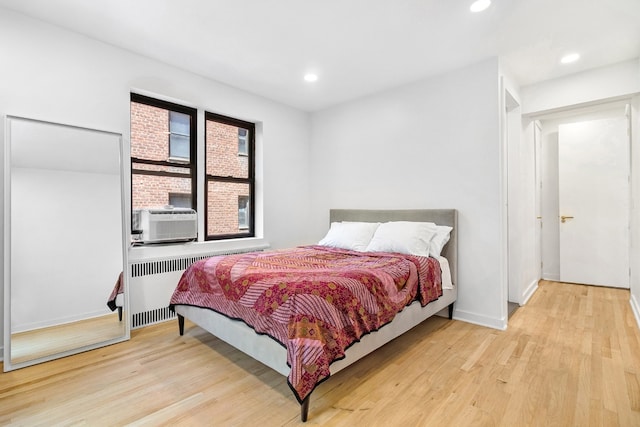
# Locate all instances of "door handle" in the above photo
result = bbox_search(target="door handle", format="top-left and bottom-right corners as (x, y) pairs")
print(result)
(560, 215), (574, 223)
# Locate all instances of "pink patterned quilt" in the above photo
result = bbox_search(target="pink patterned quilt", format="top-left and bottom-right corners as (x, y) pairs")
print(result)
(107, 272), (123, 311)
(169, 245), (442, 403)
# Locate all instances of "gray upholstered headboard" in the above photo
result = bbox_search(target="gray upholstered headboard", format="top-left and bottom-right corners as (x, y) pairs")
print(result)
(329, 209), (457, 286)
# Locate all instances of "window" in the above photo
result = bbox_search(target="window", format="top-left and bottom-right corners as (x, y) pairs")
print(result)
(238, 128), (248, 156)
(205, 112), (255, 240)
(238, 196), (249, 229)
(169, 192), (192, 209)
(131, 94), (257, 242)
(130, 93), (197, 217)
(169, 111), (191, 161)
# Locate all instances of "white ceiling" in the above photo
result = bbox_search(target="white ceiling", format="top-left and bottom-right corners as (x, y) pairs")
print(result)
(1, 0), (639, 111)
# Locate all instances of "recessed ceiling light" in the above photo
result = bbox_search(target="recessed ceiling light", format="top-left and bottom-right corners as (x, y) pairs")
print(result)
(304, 73), (318, 82)
(560, 53), (580, 64)
(470, 0), (491, 13)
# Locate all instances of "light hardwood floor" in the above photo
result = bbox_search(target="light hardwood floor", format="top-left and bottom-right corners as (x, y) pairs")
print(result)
(10, 312), (125, 364)
(1, 281), (639, 426)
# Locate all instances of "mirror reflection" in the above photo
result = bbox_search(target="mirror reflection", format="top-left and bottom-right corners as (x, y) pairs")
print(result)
(4, 116), (128, 369)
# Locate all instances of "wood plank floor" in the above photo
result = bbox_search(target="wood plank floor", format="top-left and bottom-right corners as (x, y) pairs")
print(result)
(1, 281), (639, 426)
(10, 312), (125, 364)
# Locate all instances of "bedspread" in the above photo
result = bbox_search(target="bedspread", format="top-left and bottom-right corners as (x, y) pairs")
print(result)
(169, 246), (442, 403)
(107, 272), (123, 312)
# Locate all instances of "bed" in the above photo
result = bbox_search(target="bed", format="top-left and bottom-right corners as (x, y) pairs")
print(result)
(169, 209), (457, 421)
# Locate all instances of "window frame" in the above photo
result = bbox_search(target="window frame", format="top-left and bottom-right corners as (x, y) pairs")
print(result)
(130, 93), (197, 216)
(204, 111), (255, 240)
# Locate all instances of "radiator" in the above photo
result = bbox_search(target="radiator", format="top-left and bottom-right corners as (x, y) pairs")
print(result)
(129, 247), (266, 329)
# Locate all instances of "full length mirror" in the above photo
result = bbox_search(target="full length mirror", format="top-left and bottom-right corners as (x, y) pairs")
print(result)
(3, 116), (129, 371)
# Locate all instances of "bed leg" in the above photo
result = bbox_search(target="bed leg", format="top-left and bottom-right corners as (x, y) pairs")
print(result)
(117, 306), (123, 322)
(301, 395), (310, 422)
(178, 314), (185, 336)
(448, 303), (454, 320)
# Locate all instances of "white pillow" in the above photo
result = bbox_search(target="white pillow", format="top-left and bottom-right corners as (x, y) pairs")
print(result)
(365, 221), (437, 257)
(429, 225), (453, 258)
(318, 221), (380, 252)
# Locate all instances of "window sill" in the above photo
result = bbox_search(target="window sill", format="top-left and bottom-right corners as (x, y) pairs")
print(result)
(128, 236), (270, 263)
(167, 156), (190, 164)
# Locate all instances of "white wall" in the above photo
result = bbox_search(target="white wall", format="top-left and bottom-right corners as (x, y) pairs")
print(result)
(499, 61), (540, 309)
(630, 96), (640, 326)
(506, 101), (539, 305)
(521, 59), (640, 115)
(0, 9), (312, 350)
(309, 58), (507, 329)
(505, 98), (523, 303)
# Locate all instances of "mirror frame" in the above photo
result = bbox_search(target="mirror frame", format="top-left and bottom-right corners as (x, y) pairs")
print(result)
(3, 115), (130, 371)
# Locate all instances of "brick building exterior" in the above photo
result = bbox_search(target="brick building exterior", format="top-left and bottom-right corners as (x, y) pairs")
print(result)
(206, 120), (249, 236)
(131, 101), (250, 237)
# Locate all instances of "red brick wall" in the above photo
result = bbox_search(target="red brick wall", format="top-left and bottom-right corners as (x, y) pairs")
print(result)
(131, 174), (192, 210)
(206, 120), (248, 178)
(131, 102), (170, 162)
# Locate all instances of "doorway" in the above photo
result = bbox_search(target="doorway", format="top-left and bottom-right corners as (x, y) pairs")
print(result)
(539, 101), (631, 289)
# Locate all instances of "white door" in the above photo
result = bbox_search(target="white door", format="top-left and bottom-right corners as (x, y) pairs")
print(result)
(558, 116), (629, 288)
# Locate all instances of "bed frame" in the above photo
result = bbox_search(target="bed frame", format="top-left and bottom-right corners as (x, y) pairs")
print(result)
(174, 209), (457, 421)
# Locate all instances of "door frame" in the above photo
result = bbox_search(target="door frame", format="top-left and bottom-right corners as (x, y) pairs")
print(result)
(534, 121), (542, 279)
(533, 99), (632, 287)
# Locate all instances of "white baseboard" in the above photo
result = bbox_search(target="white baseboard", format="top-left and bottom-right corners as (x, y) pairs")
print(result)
(12, 309), (109, 334)
(521, 279), (539, 305)
(631, 293), (640, 330)
(454, 309), (507, 331)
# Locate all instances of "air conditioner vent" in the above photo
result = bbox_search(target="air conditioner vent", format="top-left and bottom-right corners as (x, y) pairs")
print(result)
(133, 207), (197, 244)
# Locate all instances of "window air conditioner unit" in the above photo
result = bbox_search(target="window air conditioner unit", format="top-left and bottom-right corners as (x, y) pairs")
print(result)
(132, 207), (197, 244)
